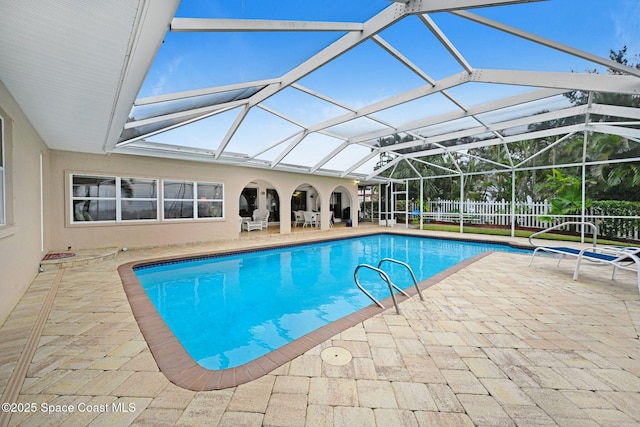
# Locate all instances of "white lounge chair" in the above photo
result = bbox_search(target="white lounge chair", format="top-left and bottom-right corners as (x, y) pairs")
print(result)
(529, 221), (639, 293)
(574, 246), (639, 292)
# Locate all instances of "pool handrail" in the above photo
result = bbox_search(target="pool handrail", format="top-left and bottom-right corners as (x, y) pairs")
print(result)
(377, 258), (424, 301)
(528, 221), (598, 248)
(354, 264), (407, 314)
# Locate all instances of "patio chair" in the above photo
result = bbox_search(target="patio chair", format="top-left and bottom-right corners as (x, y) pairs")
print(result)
(253, 208), (270, 229)
(303, 211), (315, 227)
(243, 219), (263, 232)
(528, 221), (639, 293)
(292, 210), (304, 227)
(573, 246), (639, 292)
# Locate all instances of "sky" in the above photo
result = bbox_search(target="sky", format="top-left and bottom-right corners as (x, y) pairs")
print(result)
(134, 0), (640, 175)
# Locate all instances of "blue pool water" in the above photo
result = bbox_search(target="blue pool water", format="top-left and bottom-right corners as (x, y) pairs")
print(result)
(134, 234), (529, 370)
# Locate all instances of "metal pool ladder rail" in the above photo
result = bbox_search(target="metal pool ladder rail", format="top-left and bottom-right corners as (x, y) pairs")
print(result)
(353, 258), (424, 315)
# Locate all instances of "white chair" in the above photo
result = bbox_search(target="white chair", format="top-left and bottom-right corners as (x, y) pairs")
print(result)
(293, 210), (304, 227)
(253, 209), (270, 229)
(529, 221), (639, 293)
(303, 211), (315, 227)
(574, 246), (639, 293)
(243, 219), (263, 232)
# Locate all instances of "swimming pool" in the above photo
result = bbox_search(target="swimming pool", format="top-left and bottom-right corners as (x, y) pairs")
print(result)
(131, 234), (529, 373)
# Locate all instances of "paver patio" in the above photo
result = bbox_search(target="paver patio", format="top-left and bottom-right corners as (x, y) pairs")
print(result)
(1, 227), (639, 426)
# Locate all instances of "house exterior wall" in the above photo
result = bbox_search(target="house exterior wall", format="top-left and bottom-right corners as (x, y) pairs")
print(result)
(0, 82), (50, 326)
(48, 150), (359, 251)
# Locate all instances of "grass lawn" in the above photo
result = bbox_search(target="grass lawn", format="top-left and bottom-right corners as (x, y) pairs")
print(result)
(419, 223), (638, 247)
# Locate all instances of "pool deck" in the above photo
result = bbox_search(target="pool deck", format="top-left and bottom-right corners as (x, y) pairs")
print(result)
(1, 226), (639, 426)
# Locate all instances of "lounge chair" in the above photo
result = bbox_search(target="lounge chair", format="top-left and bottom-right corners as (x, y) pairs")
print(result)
(574, 246), (639, 292)
(529, 221), (640, 293)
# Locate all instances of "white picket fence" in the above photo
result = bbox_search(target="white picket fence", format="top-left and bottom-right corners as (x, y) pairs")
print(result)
(403, 199), (640, 240)
(418, 199), (551, 228)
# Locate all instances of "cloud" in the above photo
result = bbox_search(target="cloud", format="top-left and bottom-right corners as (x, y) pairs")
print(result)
(146, 54), (187, 97)
(610, 1), (640, 56)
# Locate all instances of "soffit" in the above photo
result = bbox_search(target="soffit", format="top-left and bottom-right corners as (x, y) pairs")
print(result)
(0, 0), (178, 152)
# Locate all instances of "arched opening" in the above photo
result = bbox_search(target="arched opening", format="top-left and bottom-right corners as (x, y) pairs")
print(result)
(330, 185), (354, 226)
(291, 183), (322, 228)
(239, 179), (280, 233)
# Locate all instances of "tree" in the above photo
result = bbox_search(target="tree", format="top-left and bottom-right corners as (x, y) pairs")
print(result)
(537, 169), (585, 219)
(566, 46), (640, 109)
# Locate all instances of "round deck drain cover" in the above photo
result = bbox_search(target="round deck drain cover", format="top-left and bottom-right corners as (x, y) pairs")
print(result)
(321, 346), (352, 366)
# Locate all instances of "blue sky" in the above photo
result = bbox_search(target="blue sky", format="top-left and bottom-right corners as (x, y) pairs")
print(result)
(137, 0), (640, 173)
(141, 0), (640, 98)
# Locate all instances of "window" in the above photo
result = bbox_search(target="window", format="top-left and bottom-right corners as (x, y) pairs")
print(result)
(0, 116), (4, 225)
(71, 175), (159, 223)
(163, 180), (224, 220)
(121, 178), (158, 220)
(197, 182), (224, 219)
(72, 175), (117, 222)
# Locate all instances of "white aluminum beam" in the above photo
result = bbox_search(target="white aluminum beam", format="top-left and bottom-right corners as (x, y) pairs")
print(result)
(249, 131), (304, 160)
(135, 78), (280, 105)
(372, 34), (469, 110)
(256, 104), (308, 129)
(171, 18), (364, 32)
(470, 69), (640, 94)
(411, 157), (459, 174)
(271, 131), (308, 167)
(246, 3), (410, 107)
(464, 152), (512, 170)
(404, 158), (422, 177)
(452, 10), (640, 78)
(291, 83), (357, 112)
(343, 150), (387, 177)
(400, 123), (585, 160)
(117, 105), (238, 146)
(590, 104), (640, 121)
(372, 35), (436, 85)
(418, 14), (473, 73)
(589, 124), (640, 141)
(123, 101), (245, 130)
(215, 105), (250, 159)
(404, 0), (547, 14)
(298, 71), (472, 139)
(350, 87), (566, 144)
(311, 142), (351, 173)
(378, 106), (586, 154)
(514, 131), (578, 168)
(366, 155), (404, 180)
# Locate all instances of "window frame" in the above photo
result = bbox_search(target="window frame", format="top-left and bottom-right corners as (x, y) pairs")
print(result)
(119, 177), (160, 222)
(70, 174), (160, 224)
(162, 180), (224, 221)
